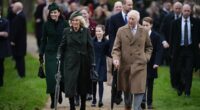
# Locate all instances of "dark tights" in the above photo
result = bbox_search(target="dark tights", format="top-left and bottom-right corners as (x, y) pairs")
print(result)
(92, 81), (104, 102)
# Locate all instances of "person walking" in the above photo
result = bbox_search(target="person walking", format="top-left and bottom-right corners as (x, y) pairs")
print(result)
(57, 11), (95, 110)
(0, 9), (11, 87)
(112, 10), (152, 110)
(39, 2), (68, 108)
(91, 24), (109, 107)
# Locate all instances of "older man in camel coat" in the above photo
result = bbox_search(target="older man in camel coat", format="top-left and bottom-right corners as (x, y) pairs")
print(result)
(112, 10), (153, 110)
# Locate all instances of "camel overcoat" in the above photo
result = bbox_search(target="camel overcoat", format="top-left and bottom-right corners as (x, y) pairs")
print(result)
(112, 24), (153, 94)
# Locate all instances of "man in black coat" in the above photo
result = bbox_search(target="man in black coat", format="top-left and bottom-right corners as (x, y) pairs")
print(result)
(160, 1), (182, 88)
(170, 4), (200, 97)
(142, 17), (163, 109)
(10, 2), (27, 78)
(108, 0), (133, 105)
(0, 9), (11, 87)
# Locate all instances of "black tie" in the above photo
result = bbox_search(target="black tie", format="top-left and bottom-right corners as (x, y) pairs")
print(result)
(184, 19), (188, 46)
(124, 14), (127, 24)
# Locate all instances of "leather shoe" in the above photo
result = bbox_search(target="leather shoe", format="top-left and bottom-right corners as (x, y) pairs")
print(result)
(177, 90), (183, 96)
(98, 101), (103, 107)
(114, 97), (123, 105)
(141, 102), (146, 109)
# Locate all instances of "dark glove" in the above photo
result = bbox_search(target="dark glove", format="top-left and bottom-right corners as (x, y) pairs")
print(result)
(39, 54), (44, 64)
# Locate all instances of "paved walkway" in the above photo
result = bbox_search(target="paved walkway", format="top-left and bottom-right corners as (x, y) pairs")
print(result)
(27, 35), (126, 110)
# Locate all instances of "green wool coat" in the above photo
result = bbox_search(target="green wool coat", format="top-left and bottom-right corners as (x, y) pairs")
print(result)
(40, 18), (68, 93)
(57, 26), (95, 97)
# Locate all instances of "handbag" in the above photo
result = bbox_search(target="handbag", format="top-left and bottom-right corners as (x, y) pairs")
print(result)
(90, 67), (98, 82)
(38, 63), (46, 79)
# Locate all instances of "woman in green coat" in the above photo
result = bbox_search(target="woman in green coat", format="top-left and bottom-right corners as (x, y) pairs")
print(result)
(39, 3), (68, 109)
(57, 11), (95, 110)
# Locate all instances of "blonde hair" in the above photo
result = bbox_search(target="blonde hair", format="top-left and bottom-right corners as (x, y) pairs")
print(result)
(69, 15), (88, 28)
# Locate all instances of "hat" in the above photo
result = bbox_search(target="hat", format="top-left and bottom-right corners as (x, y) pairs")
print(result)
(48, 2), (59, 12)
(69, 10), (82, 20)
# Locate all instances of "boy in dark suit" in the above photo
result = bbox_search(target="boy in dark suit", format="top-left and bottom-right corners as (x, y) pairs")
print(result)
(141, 17), (163, 109)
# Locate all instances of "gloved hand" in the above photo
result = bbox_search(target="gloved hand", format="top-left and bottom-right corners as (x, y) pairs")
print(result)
(39, 54), (44, 64)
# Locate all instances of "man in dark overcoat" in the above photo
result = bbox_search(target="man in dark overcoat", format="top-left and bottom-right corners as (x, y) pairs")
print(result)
(10, 2), (27, 77)
(0, 9), (11, 87)
(170, 4), (200, 96)
(160, 2), (182, 88)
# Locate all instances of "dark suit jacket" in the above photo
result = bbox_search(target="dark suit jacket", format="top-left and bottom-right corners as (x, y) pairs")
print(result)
(170, 17), (200, 69)
(147, 31), (163, 78)
(160, 12), (176, 42)
(11, 11), (27, 56)
(108, 12), (126, 56)
(0, 17), (11, 58)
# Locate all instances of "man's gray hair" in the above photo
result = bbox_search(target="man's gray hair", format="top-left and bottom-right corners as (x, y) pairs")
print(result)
(127, 10), (140, 21)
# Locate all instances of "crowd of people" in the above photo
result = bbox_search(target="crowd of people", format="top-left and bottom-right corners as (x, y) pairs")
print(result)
(0, 0), (200, 110)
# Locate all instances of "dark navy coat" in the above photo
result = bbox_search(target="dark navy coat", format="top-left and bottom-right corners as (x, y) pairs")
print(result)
(147, 31), (163, 79)
(0, 17), (11, 58)
(93, 38), (109, 81)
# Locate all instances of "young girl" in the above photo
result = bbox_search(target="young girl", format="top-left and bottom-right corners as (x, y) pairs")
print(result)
(92, 24), (109, 107)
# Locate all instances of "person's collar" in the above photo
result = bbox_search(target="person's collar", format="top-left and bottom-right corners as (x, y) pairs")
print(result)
(121, 11), (126, 17)
(148, 30), (152, 36)
(130, 24), (137, 31)
(16, 10), (22, 15)
(182, 16), (190, 22)
(163, 8), (169, 13)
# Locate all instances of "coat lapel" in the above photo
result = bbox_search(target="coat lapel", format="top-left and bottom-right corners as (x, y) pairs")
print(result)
(129, 25), (143, 45)
(124, 25), (135, 44)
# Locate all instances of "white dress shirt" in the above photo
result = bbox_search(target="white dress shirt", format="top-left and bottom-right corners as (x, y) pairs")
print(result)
(181, 17), (192, 46)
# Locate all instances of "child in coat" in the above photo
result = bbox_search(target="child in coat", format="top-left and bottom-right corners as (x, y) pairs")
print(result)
(92, 24), (109, 107)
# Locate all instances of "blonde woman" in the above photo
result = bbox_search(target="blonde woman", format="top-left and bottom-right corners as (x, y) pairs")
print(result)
(57, 11), (95, 110)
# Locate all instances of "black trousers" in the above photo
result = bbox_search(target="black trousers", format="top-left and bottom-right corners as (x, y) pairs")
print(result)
(175, 47), (194, 95)
(13, 56), (25, 77)
(143, 78), (154, 106)
(0, 58), (4, 86)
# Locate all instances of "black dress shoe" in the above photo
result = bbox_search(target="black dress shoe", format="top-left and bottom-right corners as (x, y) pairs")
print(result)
(177, 90), (183, 96)
(114, 97), (123, 105)
(98, 101), (103, 107)
(0, 80), (3, 87)
(185, 94), (190, 97)
(141, 102), (146, 109)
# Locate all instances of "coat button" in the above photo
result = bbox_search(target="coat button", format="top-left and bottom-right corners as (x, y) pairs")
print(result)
(130, 53), (132, 56)
(138, 53), (141, 55)
(138, 44), (140, 47)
